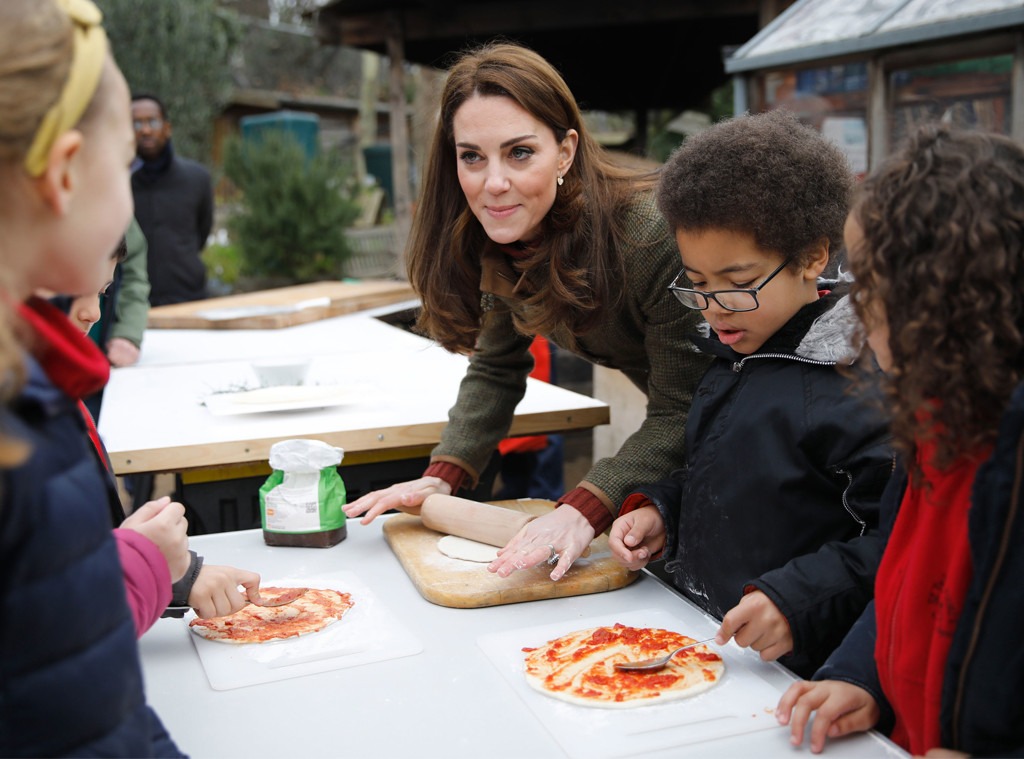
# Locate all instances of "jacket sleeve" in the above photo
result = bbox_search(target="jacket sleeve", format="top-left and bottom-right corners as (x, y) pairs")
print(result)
(814, 601), (895, 735)
(196, 167), (214, 250)
(429, 306), (535, 487)
(748, 377), (894, 671)
(108, 216), (151, 347)
(113, 528), (172, 637)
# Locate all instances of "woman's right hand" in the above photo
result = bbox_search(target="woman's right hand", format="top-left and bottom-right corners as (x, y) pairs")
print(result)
(343, 477), (453, 525)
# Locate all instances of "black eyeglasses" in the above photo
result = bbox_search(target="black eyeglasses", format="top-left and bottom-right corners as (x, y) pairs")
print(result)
(668, 255), (796, 312)
(132, 117), (164, 132)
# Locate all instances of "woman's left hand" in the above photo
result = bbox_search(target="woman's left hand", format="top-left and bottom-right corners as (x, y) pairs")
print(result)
(488, 505), (595, 581)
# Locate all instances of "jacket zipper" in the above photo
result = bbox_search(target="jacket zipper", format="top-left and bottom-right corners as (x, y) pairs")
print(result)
(949, 429), (1024, 749)
(833, 468), (867, 535)
(731, 352), (834, 372)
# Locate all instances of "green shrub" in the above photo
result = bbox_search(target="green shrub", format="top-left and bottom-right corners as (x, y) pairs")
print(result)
(222, 132), (360, 283)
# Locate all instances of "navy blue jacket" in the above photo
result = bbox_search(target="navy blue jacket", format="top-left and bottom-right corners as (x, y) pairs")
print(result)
(631, 292), (893, 677)
(818, 381), (1024, 755)
(0, 308), (182, 757)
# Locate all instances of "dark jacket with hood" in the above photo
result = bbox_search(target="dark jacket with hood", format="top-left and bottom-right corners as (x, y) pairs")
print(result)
(816, 380), (1024, 756)
(624, 290), (893, 677)
(0, 298), (182, 757)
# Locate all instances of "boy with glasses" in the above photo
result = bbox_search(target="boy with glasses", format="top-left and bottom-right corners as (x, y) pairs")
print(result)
(609, 109), (893, 678)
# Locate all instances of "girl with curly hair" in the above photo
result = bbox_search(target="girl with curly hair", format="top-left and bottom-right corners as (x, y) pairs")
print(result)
(344, 41), (709, 580)
(779, 125), (1024, 756)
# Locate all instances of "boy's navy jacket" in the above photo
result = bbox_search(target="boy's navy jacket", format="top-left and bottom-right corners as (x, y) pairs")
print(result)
(817, 381), (1024, 756)
(630, 290), (893, 677)
(0, 303), (181, 757)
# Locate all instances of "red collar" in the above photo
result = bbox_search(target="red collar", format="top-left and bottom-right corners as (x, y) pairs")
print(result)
(18, 296), (109, 399)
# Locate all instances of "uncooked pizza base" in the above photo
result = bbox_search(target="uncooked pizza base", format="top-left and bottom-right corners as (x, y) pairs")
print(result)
(523, 623), (724, 709)
(188, 586), (354, 644)
(437, 534), (500, 563)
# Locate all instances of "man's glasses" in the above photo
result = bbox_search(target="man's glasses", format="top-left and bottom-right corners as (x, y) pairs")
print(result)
(133, 117), (164, 132)
(668, 255), (796, 312)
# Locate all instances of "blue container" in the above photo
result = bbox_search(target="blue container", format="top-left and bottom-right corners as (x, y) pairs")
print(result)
(240, 110), (319, 158)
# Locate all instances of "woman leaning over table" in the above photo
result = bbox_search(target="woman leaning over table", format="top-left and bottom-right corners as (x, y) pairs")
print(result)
(345, 41), (709, 580)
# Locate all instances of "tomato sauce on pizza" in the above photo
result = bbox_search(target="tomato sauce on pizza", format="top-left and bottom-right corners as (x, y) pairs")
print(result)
(189, 587), (354, 644)
(523, 623), (724, 708)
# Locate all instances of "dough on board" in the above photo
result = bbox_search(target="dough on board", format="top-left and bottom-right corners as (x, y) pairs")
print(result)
(437, 535), (500, 563)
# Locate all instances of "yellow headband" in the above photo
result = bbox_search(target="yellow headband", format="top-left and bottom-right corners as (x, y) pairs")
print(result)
(23, 0), (108, 177)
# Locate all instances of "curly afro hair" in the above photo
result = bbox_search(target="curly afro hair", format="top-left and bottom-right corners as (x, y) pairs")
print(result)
(657, 109), (853, 268)
(849, 125), (1024, 472)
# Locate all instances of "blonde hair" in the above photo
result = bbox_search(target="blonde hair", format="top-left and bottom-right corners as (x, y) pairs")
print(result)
(0, 0), (93, 468)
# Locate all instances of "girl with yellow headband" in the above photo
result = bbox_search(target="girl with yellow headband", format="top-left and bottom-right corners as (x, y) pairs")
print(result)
(0, 0), (188, 754)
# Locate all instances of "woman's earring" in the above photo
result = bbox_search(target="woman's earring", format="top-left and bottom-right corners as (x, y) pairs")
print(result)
(557, 174), (564, 187)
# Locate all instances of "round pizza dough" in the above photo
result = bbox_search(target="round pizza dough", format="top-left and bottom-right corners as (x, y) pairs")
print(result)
(437, 535), (500, 563)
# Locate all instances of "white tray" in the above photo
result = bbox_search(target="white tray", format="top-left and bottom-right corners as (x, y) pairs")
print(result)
(185, 569), (422, 690)
(477, 607), (788, 759)
(202, 385), (367, 416)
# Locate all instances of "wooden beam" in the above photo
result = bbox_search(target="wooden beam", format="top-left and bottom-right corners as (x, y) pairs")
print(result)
(319, 0), (758, 48)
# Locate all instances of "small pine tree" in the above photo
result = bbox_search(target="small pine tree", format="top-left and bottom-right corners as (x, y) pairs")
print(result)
(98, 0), (238, 163)
(223, 131), (361, 283)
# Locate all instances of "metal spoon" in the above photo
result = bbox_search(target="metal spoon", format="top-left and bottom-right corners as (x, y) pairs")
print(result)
(614, 637), (717, 672)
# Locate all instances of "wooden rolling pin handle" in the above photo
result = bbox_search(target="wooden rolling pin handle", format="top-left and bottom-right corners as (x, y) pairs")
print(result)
(420, 494), (535, 548)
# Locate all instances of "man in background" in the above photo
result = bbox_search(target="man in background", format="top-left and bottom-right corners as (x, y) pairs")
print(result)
(131, 94), (213, 306)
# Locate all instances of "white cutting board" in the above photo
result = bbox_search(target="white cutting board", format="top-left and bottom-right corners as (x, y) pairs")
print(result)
(478, 606), (789, 759)
(185, 569), (422, 690)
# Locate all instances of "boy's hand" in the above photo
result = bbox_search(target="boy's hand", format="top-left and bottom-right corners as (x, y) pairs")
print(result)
(716, 590), (793, 661)
(188, 565), (261, 619)
(776, 679), (880, 753)
(120, 496), (190, 582)
(106, 337), (140, 367)
(608, 506), (665, 570)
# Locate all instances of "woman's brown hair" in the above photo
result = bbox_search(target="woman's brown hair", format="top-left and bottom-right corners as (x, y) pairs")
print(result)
(406, 41), (656, 353)
(849, 125), (1024, 471)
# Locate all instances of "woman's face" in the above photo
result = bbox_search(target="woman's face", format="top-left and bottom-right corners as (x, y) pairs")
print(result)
(452, 94), (577, 245)
(844, 213), (892, 371)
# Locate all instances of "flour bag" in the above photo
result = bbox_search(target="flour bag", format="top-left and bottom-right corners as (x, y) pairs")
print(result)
(260, 439), (347, 547)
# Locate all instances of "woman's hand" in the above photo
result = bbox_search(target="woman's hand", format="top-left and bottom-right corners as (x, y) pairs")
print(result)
(120, 496), (190, 582)
(343, 477), (452, 525)
(488, 504), (595, 581)
(776, 679), (880, 753)
(608, 506), (666, 570)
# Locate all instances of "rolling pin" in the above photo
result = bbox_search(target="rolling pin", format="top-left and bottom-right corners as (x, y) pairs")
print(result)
(420, 494), (536, 547)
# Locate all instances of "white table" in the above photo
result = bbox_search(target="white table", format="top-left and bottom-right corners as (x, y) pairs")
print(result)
(138, 520), (906, 759)
(99, 302), (608, 476)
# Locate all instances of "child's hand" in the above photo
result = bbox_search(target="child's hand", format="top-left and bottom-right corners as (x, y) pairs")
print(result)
(187, 564), (261, 619)
(608, 506), (665, 570)
(776, 679), (880, 753)
(716, 590), (793, 661)
(120, 496), (190, 582)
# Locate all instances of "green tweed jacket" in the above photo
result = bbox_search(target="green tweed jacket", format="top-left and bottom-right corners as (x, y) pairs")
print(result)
(430, 191), (710, 516)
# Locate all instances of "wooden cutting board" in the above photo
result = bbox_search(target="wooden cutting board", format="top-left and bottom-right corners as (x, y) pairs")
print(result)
(147, 280), (415, 329)
(382, 499), (638, 608)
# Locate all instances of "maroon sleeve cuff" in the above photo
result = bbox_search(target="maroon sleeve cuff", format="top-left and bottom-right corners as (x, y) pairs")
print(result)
(619, 492), (654, 517)
(558, 486), (613, 534)
(424, 461), (468, 494)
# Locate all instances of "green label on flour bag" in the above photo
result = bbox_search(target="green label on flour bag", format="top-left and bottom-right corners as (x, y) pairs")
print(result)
(259, 439), (346, 534)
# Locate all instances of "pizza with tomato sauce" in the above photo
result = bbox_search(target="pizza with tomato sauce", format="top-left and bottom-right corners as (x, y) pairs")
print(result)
(523, 623), (724, 708)
(188, 587), (354, 644)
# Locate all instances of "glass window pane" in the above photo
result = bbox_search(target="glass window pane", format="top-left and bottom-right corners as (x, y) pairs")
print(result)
(889, 55), (1012, 146)
(760, 62), (869, 176)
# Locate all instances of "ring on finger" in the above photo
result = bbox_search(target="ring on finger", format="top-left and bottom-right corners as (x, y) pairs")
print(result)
(546, 547), (561, 566)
